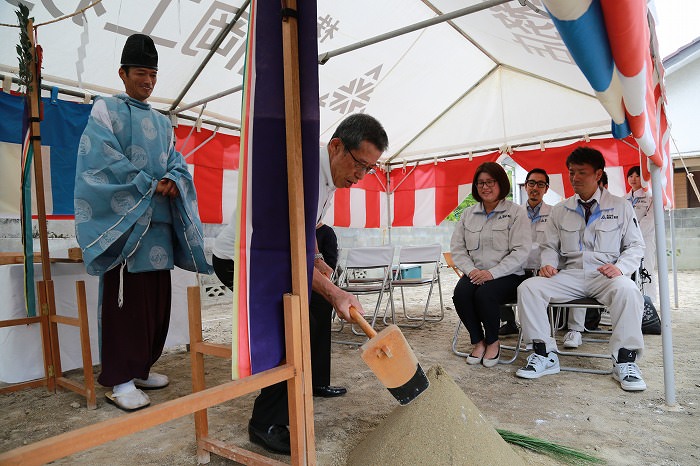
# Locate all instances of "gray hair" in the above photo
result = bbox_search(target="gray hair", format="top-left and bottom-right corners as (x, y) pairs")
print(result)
(331, 114), (388, 152)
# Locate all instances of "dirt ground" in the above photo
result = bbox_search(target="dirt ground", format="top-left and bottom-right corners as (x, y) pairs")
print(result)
(1, 270), (699, 465)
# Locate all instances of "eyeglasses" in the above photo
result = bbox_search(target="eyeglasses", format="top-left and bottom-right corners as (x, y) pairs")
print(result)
(526, 180), (549, 188)
(476, 179), (497, 189)
(342, 140), (377, 175)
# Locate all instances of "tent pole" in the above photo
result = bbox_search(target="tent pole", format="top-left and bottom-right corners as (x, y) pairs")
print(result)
(650, 164), (676, 407)
(169, 0), (251, 110)
(386, 130), (612, 168)
(175, 85), (243, 113)
(386, 169), (392, 245)
(0, 73), (241, 132)
(318, 0), (511, 64)
(668, 209), (678, 309)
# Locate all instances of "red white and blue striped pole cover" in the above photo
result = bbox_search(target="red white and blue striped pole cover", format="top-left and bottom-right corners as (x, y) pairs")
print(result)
(232, 0), (319, 378)
(543, 0), (673, 207)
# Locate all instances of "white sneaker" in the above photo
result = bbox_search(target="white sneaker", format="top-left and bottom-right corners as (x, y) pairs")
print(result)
(613, 361), (647, 391)
(134, 372), (169, 389)
(516, 352), (560, 379)
(563, 330), (582, 348)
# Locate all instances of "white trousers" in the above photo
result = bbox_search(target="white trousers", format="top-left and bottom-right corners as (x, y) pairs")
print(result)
(567, 307), (586, 331)
(518, 269), (644, 358)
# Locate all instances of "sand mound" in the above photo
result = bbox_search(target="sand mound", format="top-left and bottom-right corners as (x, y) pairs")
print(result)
(346, 365), (524, 465)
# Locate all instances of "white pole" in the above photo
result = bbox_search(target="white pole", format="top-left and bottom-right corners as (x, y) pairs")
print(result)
(386, 169), (392, 245)
(650, 163), (676, 406)
(668, 209), (679, 308)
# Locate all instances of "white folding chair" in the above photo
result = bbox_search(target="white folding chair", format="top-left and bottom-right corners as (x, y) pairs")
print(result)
(336, 245), (395, 334)
(384, 244), (444, 328)
(548, 298), (612, 374)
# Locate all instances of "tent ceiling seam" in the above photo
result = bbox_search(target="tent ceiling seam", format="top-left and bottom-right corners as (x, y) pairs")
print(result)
(499, 63), (597, 99)
(387, 65), (500, 163)
(318, 0), (511, 65)
(419, 0), (503, 66)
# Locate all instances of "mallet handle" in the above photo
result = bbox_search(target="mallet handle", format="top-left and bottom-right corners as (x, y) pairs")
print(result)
(349, 306), (377, 339)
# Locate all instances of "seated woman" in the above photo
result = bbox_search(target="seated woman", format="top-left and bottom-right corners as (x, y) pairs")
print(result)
(450, 162), (531, 367)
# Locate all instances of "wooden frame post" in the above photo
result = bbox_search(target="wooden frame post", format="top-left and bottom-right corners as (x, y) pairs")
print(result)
(0, 267), (96, 411)
(187, 286), (315, 465)
(281, 1), (316, 463)
(0, 279), (97, 409)
(0, 20), (95, 409)
(1, 1), (317, 461)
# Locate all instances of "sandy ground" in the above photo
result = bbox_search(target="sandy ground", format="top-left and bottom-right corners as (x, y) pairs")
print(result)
(1, 270), (699, 465)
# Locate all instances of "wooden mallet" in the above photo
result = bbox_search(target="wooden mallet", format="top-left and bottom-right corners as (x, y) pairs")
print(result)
(349, 306), (429, 405)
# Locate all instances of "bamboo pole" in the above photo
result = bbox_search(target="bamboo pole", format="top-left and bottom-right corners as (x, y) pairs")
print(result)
(25, 19), (59, 393)
(26, 20), (52, 285)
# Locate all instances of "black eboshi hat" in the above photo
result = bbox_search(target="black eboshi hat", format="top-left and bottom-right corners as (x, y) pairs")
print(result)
(120, 34), (158, 70)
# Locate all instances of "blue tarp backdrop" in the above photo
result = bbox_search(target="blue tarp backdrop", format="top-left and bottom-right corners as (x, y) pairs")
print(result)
(0, 91), (90, 216)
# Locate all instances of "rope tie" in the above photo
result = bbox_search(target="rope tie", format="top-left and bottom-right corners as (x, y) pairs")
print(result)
(117, 262), (125, 308)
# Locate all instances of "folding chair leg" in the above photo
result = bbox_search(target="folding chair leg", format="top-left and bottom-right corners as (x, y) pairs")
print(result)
(388, 280), (444, 328)
(387, 285), (428, 329)
(330, 310), (345, 333)
(548, 305), (613, 375)
(382, 288), (398, 327)
(453, 314), (525, 365)
(498, 329), (525, 365)
(451, 321), (470, 358)
(418, 278), (445, 323)
(435, 276), (445, 321)
(351, 289), (389, 336)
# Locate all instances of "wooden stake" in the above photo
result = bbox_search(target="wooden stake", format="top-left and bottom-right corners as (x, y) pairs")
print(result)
(74, 281), (96, 409)
(188, 286), (210, 464)
(44, 280), (63, 379)
(36, 278), (55, 391)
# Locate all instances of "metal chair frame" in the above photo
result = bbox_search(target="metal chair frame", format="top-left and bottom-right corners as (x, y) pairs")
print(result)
(451, 303), (523, 365)
(548, 298), (612, 374)
(384, 244), (444, 328)
(335, 245), (395, 337)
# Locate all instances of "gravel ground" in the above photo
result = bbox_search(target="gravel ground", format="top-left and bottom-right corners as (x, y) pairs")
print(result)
(1, 269), (698, 465)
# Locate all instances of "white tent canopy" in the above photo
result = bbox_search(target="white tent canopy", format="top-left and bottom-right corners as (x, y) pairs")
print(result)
(0, 0), (679, 406)
(1, 0), (613, 165)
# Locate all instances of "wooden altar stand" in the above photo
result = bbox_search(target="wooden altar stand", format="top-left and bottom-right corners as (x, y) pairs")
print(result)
(0, 250), (96, 409)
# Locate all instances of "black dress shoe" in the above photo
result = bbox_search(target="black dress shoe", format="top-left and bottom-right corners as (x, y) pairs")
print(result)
(248, 422), (291, 455)
(312, 385), (347, 397)
(498, 321), (519, 336)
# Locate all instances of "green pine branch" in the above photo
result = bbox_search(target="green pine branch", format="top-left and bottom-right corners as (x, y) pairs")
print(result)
(15, 3), (33, 93)
(498, 429), (605, 465)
